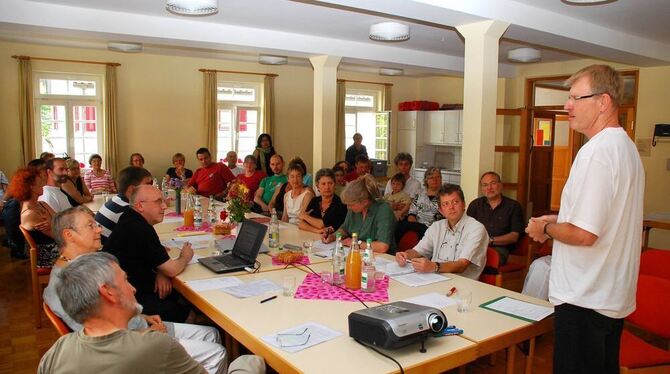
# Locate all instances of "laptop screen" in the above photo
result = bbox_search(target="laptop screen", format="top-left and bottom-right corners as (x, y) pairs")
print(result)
(232, 219), (268, 263)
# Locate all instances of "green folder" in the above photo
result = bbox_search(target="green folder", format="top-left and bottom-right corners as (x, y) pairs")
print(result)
(479, 296), (553, 323)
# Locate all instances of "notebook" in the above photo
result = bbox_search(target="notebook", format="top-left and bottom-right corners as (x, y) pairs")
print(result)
(198, 219), (268, 274)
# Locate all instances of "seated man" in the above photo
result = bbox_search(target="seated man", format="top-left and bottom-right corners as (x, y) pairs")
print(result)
(226, 151), (244, 176)
(103, 185), (194, 323)
(466, 171), (525, 265)
(395, 184), (488, 279)
(253, 154), (286, 213)
(39, 158), (72, 212)
(186, 147), (235, 198)
(45, 206), (227, 374)
(95, 166), (152, 244)
(343, 154), (372, 183)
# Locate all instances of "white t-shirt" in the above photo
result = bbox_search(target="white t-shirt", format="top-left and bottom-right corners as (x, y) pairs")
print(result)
(38, 185), (73, 213)
(549, 127), (644, 319)
(413, 214), (488, 279)
(230, 166), (244, 177)
(384, 175), (422, 199)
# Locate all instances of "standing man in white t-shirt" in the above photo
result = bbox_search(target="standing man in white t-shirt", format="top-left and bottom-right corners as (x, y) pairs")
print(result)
(526, 65), (644, 374)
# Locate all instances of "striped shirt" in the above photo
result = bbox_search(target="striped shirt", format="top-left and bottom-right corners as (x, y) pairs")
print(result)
(95, 194), (129, 243)
(84, 169), (115, 193)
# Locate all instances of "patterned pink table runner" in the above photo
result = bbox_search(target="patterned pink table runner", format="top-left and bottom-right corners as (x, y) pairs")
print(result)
(294, 273), (389, 302)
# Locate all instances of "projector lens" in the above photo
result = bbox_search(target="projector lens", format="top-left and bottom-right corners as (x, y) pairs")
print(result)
(428, 313), (445, 332)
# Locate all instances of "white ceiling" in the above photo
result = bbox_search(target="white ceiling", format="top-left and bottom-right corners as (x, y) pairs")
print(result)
(0, 0), (668, 77)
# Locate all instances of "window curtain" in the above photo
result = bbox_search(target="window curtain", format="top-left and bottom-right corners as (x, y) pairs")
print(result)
(383, 84), (392, 112)
(203, 70), (218, 155)
(18, 57), (35, 165)
(263, 75), (276, 138)
(104, 64), (120, 176)
(335, 80), (346, 161)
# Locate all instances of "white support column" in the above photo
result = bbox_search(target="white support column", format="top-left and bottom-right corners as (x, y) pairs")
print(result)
(456, 20), (509, 203)
(309, 55), (341, 173)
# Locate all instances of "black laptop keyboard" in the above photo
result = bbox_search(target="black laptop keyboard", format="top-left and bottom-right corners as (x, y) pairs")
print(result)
(219, 255), (248, 267)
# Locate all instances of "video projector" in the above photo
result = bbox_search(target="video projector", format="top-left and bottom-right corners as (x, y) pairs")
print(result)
(348, 302), (447, 353)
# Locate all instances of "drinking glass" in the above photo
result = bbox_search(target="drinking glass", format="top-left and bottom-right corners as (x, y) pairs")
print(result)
(302, 240), (314, 255)
(457, 290), (472, 313)
(320, 271), (332, 284)
(282, 275), (296, 297)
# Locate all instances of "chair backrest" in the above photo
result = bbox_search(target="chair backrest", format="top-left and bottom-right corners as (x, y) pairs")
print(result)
(43, 302), (72, 336)
(397, 231), (420, 253)
(640, 249), (670, 281)
(627, 274), (670, 339)
(19, 225), (38, 250)
(510, 235), (530, 256)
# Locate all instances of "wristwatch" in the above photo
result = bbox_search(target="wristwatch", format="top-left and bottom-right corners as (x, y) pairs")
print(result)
(434, 262), (441, 274)
(543, 223), (554, 239)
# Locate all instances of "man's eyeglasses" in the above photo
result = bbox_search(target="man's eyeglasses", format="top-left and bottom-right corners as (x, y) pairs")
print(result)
(276, 328), (311, 348)
(567, 92), (604, 102)
(140, 198), (166, 205)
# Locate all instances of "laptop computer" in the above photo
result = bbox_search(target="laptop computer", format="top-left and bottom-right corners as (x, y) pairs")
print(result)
(198, 219), (268, 274)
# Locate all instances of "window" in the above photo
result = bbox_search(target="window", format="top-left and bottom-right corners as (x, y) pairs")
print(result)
(216, 82), (262, 163)
(344, 89), (390, 161)
(34, 73), (103, 164)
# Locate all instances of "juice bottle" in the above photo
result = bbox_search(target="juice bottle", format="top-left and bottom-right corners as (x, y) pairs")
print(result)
(345, 233), (361, 290)
(183, 193), (195, 227)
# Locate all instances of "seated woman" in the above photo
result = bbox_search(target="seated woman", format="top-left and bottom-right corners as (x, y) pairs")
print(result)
(281, 163), (313, 225)
(395, 166), (444, 242)
(299, 168), (347, 234)
(129, 152), (145, 168)
(252, 133), (276, 176)
(322, 174), (396, 253)
(61, 158), (93, 206)
(7, 167), (59, 267)
(165, 152), (193, 183)
(83, 154), (116, 194)
(235, 155), (266, 202)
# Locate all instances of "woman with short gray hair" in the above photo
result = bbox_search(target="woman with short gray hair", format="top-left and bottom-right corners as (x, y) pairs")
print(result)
(395, 166), (444, 242)
(299, 168), (347, 234)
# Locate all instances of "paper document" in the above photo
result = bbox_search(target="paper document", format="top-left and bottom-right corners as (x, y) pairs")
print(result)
(391, 272), (450, 287)
(162, 235), (213, 249)
(402, 292), (457, 309)
(220, 279), (282, 298)
(481, 297), (554, 322)
(162, 215), (184, 224)
(186, 276), (243, 292)
(384, 262), (415, 276)
(261, 322), (342, 353)
(312, 240), (336, 252)
(188, 254), (204, 264)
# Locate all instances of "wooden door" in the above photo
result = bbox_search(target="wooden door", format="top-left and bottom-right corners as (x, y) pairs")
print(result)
(529, 112), (556, 216)
(550, 114), (571, 210)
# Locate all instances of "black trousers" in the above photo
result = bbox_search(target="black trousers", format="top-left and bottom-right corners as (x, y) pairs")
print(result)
(554, 303), (624, 374)
(137, 291), (191, 323)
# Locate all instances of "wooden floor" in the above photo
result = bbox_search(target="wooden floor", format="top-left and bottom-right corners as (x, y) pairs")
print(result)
(0, 237), (553, 373)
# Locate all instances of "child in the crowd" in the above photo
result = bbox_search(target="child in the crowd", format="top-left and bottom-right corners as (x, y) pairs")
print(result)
(332, 165), (347, 196)
(384, 173), (412, 220)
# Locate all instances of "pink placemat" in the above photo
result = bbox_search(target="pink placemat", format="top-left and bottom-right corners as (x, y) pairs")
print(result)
(294, 273), (389, 302)
(175, 222), (213, 232)
(165, 212), (182, 217)
(271, 255), (311, 266)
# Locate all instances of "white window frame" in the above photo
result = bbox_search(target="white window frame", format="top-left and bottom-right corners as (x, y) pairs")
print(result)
(344, 88), (390, 161)
(33, 72), (104, 161)
(216, 81), (263, 163)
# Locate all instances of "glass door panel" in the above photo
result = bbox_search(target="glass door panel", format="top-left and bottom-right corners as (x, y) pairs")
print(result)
(39, 104), (67, 156)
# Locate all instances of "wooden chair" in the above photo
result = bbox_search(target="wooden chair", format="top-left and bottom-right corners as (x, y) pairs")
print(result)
(19, 226), (52, 329)
(43, 302), (71, 336)
(620, 274), (670, 373)
(640, 248), (670, 281)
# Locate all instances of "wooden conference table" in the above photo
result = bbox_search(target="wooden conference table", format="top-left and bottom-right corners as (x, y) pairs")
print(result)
(156, 211), (553, 374)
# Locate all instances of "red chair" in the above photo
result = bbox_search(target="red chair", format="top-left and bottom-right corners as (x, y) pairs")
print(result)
(19, 226), (52, 329)
(640, 248), (670, 281)
(620, 274), (670, 373)
(479, 236), (533, 288)
(43, 303), (72, 336)
(397, 231), (419, 253)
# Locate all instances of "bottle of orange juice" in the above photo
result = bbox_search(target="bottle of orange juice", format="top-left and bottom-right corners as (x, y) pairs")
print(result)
(345, 233), (362, 290)
(183, 193), (195, 227)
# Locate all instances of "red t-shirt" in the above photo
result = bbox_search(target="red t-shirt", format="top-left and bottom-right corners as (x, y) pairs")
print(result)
(236, 171), (266, 201)
(188, 162), (235, 197)
(344, 171), (360, 183)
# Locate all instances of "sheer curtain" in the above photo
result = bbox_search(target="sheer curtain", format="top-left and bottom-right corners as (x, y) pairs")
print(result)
(263, 75), (276, 138)
(203, 70), (218, 154)
(383, 83), (392, 111)
(18, 57), (35, 164)
(104, 64), (120, 176)
(335, 80), (346, 162)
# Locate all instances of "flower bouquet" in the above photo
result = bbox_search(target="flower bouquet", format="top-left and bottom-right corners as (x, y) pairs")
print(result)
(226, 181), (252, 223)
(169, 178), (184, 214)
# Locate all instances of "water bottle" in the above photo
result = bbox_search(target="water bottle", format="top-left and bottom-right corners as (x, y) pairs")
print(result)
(331, 232), (345, 285)
(152, 177), (158, 188)
(269, 208), (279, 248)
(207, 195), (216, 224)
(161, 177), (169, 200)
(361, 238), (376, 292)
(194, 197), (203, 229)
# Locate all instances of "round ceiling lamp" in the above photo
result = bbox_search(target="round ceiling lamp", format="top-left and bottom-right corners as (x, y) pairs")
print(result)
(561, 0), (618, 5)
(166, 0), (218, 16)
(259, 55), (288, 65)
(507, 47), (541, 63)
(369, 22), (410, 42)
(379, 68), (404, 76)
(107, 42), (143, 53)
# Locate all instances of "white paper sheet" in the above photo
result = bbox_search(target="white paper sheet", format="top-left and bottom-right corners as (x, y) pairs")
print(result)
(484, 297), (554, 322)
(312, 240), (336, 252)
(219, 279), (282, 298)
(188, 254), (204, 264)
(162, 215), (184, 224)
(162, 235), (213, 250)
(402, 292), (458, 309)
(261, 322), (342, 353)
(185, 276), (244, 291)
(384, 262), (415, 276)
(391, 272), (450, 287)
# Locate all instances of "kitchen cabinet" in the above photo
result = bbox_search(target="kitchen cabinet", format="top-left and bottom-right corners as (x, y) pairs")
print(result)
(424, 110), (462, 146)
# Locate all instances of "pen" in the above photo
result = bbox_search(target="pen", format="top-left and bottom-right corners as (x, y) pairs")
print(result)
(447, 287), (457, 297)
(260, 295), (277, 304)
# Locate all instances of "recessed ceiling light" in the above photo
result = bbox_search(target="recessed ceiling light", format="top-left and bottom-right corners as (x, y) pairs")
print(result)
(379, 68), (404, 76)
(166, 0), (218, 16)
(107, 42), (143, 53)
(369, 22), (410, 42)
(507, 48), (541, 63)
(561, 0), (618, 5)
(258, 55), (288, 65)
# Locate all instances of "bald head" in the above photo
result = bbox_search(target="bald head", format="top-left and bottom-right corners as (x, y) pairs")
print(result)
(130, 185), (166, 225)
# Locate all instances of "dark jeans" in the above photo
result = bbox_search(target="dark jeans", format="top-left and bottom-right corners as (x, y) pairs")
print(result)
(554, 303), (624, 374)
(137, 291), (191, 323)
